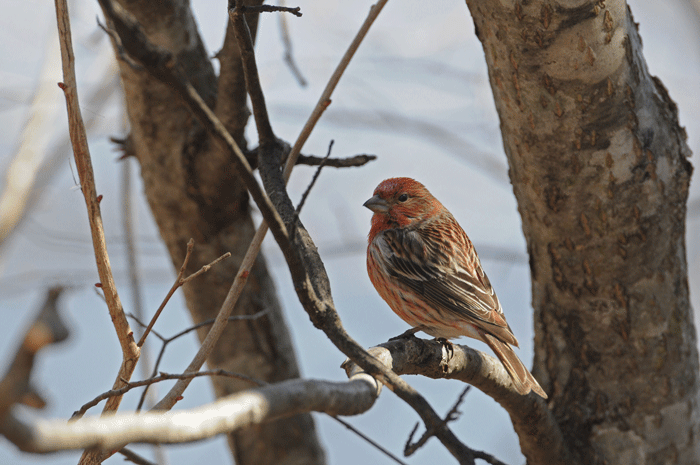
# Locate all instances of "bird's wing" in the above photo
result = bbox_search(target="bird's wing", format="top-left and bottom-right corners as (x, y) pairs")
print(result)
(377, 227), (517, 346)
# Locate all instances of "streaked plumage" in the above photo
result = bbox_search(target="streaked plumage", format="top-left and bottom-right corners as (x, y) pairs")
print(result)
(365, 177), (547, 398)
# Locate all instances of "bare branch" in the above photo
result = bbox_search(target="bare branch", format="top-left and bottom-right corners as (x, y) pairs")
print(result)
(136, 239), (194, 347)
(343, 337), (573, 465)
(4, 376), (379, 453)
(89, 10), (294, 416)
(235, 4), (302, 17)
(96, 17), (142, 71)
(277, 0), (307, 86)
(331, 416), (409, 465)
(54, 0), (139, 421)
(180, 251), (231, 285)
(229, 1), (277, 145)
(95, 0), (290, 249)
(405, 387), (471, 456)
(297, 153), (376, 168)
(137, 240), (230, 347)
(295, 140), (333, 216)
(129, 309), (269, 411)
(72, 370), (264, 420)
(231, 0), (480, 462)
(119, 448), (157, 465)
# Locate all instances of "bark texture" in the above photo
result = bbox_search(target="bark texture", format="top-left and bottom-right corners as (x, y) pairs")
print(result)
(109, 1), (324, 464)
(464, 1), (697, 464)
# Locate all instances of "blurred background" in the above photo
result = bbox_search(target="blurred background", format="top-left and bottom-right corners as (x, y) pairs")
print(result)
(1, 0), (699, 464)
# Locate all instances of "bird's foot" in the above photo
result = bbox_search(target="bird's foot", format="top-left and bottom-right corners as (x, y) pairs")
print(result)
(389, 326), (424, 341)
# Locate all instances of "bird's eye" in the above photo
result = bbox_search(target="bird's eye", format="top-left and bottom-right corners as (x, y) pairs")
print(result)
(398, 193), (408, 202)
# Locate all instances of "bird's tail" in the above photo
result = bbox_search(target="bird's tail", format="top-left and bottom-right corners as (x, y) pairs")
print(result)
(481, 332), (548, 399)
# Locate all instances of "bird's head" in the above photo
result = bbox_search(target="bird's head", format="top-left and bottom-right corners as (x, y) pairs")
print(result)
(364, 177), (441, 228)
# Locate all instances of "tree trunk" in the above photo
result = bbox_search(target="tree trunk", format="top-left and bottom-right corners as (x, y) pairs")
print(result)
(109, 1), (325, 464)
(464, 1), (697, 463)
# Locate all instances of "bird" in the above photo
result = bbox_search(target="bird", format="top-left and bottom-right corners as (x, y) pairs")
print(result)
(364, 177), (547, 398)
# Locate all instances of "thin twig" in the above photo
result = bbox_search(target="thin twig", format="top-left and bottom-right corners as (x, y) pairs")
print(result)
(405, 387), (471, 456)
(137, 240), (230, 347)
(54, 0), (140, 425)
(295, 140), (333, 216)
(119, 447), (157, 465)
(72, 369), (265, 420)
(121, 148), (165, 463)
(121, 157), (151, 371)
(128, 309), (269, 411)
(96, 17), (142, 71)
(332, 416), (409, 465)
(181, 251), (231, 285)
(289, 140), (332, 242)
(446, 386), (471, 422)
(278, 0), (307, 86)
(137, 239), (195, 347)
(230, 1), (277, 143)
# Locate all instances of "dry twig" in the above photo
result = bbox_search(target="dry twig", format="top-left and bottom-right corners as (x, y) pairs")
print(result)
(131, 309), (268, 411)
(72, 369), (265, 419)
(54, 0), (139, 424)
(277, 0), (307, 86)
(297, 153), (376, 168)
(119, 447), (157, 465)
(405, 387), (471, 456)
(137, 239), (230, 347)
(235, 3), (302, 17)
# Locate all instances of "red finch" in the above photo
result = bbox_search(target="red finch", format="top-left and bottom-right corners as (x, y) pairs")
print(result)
(365, 177), (547, 398)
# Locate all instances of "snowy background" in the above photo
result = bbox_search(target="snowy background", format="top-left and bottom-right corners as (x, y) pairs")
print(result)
(0, 0), (699, 464)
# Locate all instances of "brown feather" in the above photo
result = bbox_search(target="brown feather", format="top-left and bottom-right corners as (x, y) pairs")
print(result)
(480, 331), (548, 399)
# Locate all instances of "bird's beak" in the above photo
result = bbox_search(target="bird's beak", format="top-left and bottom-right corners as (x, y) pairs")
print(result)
(363, 195), (390, 213)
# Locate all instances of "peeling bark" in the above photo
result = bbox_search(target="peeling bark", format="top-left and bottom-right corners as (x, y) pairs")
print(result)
(465, 1), (697, 463)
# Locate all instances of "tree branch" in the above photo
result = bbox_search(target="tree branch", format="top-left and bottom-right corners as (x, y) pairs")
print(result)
(137, 239), (230, 347)
(230, 1), (482, 463)
(3, 376), (379, 453)
(72, 369), (265, 420)
(343, 337), (573, 465)
(127, 309), (268, 412)
(237, 4), (302, 17)
(95, 0), (290, 248)
(91, 2), (298, 421)
(54, 0), (140, 419)
(297, 153), (376, 168)
(277, 0), (307, 86)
